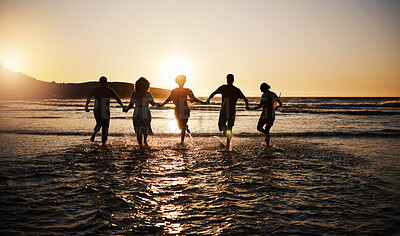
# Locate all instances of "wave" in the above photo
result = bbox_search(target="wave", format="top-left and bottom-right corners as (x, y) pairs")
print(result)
(280, 109), (400, 116)
(290, 101), (400, 109)
(1, 129), (399, 137)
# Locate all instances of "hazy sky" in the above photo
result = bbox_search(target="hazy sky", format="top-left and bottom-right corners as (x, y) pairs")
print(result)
(1, 0), (399, 96)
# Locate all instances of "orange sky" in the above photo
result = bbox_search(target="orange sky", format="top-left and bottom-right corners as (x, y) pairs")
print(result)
(1, 0), (399, 96)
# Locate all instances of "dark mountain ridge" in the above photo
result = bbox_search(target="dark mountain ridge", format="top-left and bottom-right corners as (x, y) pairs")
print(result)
(0, 65), (170, 99)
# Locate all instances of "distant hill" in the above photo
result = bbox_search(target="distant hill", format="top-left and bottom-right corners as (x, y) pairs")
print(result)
(0, 65), (170, 99)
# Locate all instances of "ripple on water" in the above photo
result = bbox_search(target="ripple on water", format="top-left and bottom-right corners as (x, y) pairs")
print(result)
(0, 137), (399, 235)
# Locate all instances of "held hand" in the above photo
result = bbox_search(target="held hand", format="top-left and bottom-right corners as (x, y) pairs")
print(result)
(123, 106), (128, 113)
(156, 103), (162, 108)
(206, 99), (210, 105)
(245, 105), (250, 110)
(85, 106), (90, 112)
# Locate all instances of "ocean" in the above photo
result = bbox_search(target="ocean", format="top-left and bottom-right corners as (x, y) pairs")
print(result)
(0, 97), (399, 234)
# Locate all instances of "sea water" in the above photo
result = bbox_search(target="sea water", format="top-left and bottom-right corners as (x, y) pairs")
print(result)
(0, 97), (399, 234)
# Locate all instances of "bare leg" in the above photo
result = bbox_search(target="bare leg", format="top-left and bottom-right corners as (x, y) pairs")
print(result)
(91, 125), (101, 142)
(101, 118), (110, 146)
(136, 133), (143, 147)
(180, 129), (185, 143)
(101, 124), (109, 146)
(143, 130), (148, 147)
(265, 124), (272, 146)
(226, 128), (233, 148)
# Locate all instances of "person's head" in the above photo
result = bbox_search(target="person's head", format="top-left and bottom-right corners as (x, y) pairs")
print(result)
(99, 76), (107, 86)
(226, 74), (234, 85)
(175, 74), (186, 87)
(135, 77), (150, 95)
(260, 82), (270, 93)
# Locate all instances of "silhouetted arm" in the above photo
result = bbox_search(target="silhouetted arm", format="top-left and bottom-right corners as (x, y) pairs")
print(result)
(276, 98), (283, 108)
(160, 94), (173, 107)
(206, 87), (222, 103)
(113, 94), (125, 108)
(124, 99), (134, 113)
(85, 90), (94, 112)
(148, 93), (160, 107)
(109, 89), (125, 112)
(253, 99), (264, 110)
(188, 89), (206, 105)
(239, 90), (250, 110)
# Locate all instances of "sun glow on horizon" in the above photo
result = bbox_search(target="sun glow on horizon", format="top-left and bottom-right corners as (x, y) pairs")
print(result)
(161, 56), (193, 89)
(1, 53), (23, 72)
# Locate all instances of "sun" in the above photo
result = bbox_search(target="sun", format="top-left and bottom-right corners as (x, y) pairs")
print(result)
(161, 56), (193, 87)
(1, 54), (22, 72)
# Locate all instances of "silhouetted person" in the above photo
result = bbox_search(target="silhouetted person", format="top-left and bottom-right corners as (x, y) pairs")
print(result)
(160, 75), (206, 143)
(124, 77), (160, 148)
(252, 82), (282, 147)
(206, 74), (250, 147)
(85, 76), (125, 146)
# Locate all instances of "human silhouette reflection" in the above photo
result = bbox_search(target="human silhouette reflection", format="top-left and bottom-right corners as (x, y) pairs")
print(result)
(251, 82), (282, 146)
(123, 77), (160, 148)
(85, 76), (125, 146)
(160, 75), (206, 143)
(206, 74), (250, 148)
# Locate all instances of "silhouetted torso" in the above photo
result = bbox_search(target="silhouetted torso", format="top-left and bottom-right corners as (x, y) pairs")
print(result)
(215, 84), (246, 113)
(90, 86), (119, 116)
(170, 87), (194, 108)
(261, 91), (278, 120)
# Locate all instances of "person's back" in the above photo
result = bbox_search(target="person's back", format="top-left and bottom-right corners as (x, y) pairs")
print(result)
(261, 90), (279, 121)
(207, 74), (249, 134)
(217, 84), (245, 111)
(170, 87), (193, 108)
(91, 86), (119, 116)
(252, 82), (282, 146)
(85, 76), (125, 146)
(130, 91), (153, 108)
(160, 74), (205, 143)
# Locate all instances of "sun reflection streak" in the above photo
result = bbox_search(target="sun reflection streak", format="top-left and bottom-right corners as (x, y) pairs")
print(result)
(166, 109), (180, 133)
(145, 154), (189, 234)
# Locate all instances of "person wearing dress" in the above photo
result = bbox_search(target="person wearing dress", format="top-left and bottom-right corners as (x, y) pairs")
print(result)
(124, 77), (160, 147)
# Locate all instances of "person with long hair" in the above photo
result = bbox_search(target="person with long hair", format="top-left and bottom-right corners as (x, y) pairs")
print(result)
(124, 77), (160, 148)
(252, 82), (282, 146)
(160, 75), (206, 143)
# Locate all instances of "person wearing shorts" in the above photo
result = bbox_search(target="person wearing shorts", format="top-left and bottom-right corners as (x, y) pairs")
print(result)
(160, 75), (206, 143)
(252, 82), (282, 146)
(85, 76), (125, 146)
(207, 74), (250, 147)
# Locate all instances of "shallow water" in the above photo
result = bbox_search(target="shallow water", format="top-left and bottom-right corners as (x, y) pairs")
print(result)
(1, 98), (399, 234)
(1, 136), (399, 235)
